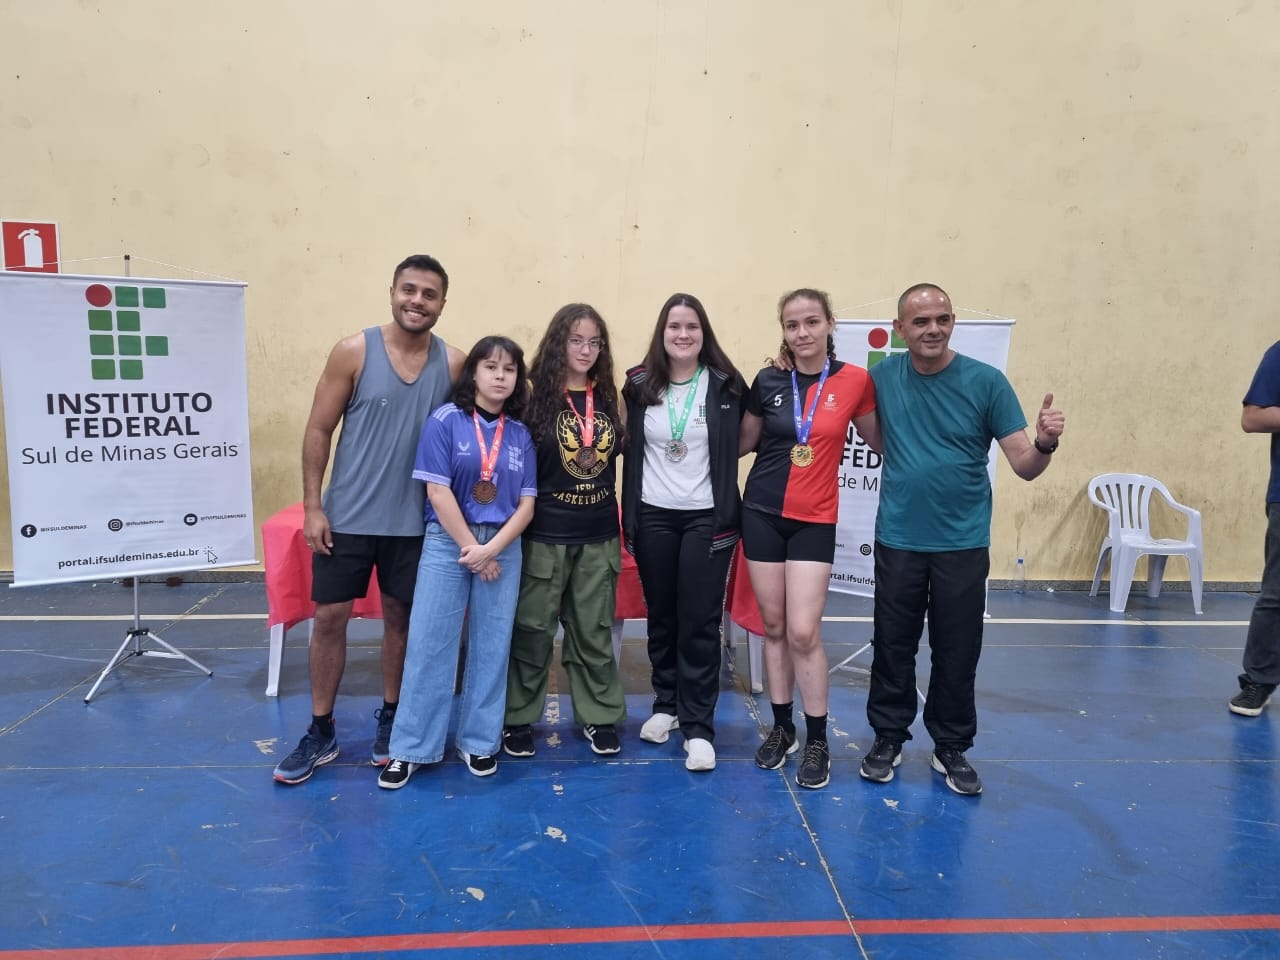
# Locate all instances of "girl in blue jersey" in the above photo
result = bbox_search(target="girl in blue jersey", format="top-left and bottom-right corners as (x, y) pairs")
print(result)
(378, 336), (537, 788)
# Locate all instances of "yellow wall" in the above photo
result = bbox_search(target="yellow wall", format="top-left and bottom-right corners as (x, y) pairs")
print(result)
(1, 1), (1275, 581)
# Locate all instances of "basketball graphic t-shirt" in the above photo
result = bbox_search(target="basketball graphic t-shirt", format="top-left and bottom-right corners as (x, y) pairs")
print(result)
(526, 384), (620, 544)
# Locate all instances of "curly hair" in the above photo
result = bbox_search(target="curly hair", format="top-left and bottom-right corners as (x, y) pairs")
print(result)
(777, 288), (837, 363)
(525, 303), (619, 443)
(626, 293), (743, 406)
(452, 335), (529, 421)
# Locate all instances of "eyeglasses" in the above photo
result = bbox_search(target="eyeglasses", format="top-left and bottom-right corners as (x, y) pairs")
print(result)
(568, 336), (605, 352)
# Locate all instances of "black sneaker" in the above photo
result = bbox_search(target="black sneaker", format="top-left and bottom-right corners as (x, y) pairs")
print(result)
(273, 725), (339, 785)
(502, 725), (536, 757)
(859, 736), (904, 783)
(931, 748), (982, 796)
(377, 758), (419, 790)
(371, 706), (396, 767)
(457, 748), (498, 777)
(796, 740), (831, 789)
(1229, 679), (1275, 717)
(754, 724), (799, 770)
(583, 724), (622, 755)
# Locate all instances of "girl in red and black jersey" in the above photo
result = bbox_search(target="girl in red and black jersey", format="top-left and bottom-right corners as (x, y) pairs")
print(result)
(739, 288), (880, 789)
(501, 303), (627, 759)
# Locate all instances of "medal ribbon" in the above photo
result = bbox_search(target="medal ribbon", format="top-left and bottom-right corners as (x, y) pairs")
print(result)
(665, 365), (703, 443)
(563, 384), (595, 448)
(472, 411), (506, 482)
(791, 358), (831, 447)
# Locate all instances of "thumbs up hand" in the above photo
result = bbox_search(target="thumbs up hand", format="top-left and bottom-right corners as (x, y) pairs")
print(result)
(1037, 392), (1064, 444)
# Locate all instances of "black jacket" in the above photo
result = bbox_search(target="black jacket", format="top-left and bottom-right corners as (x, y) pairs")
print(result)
(621, 363), (747, 556)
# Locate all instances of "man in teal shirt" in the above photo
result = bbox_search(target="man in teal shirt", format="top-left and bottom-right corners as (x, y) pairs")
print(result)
(859, 283), (1065, 795)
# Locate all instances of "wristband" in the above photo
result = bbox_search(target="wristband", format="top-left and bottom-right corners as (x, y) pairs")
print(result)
(1034, 436), (1058, 455)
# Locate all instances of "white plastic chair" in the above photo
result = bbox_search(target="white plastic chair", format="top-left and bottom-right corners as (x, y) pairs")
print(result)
(1087, 473), (1204, 614)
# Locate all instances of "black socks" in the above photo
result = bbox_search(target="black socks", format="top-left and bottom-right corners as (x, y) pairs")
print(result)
(804, 712), (828, 746)
(311, 713), (335, 739)
(771, 701), (795, 734)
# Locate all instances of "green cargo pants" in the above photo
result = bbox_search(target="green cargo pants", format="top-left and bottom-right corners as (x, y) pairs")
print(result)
(504, 537), (626, 727)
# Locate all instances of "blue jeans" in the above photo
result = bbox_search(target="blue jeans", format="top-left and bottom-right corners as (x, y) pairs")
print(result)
(389, 522), (523, 763)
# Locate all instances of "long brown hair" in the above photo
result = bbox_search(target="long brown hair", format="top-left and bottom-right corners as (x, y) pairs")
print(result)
(525, 303), (619, 443)
(627, 293), (743, 406)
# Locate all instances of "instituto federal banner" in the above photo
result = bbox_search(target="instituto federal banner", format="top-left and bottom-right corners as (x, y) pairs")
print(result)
(0, 272), (254, 586)
(828, 319), (1014, 597)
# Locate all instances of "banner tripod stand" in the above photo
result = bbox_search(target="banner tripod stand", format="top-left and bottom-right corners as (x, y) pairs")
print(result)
(829, 638), (926, 707)
(84, 579), (213, 703)
(828, 640), (872, 678)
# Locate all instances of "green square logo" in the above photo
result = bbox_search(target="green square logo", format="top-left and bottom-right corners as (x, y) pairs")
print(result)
(83, 282), (173, 380)
(867, 330), (909, 368)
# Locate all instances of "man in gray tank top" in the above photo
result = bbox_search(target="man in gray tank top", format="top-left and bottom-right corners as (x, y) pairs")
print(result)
(274, 254), (466, 785)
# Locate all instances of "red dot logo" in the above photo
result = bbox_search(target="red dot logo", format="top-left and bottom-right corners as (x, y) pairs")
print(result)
(867, 328), (889, 349)
(85, 284), (112, 307)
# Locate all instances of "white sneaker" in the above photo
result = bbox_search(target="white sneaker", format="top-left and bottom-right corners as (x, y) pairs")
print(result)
(639, 712), (679, 744)
(684, 737), (716, 772)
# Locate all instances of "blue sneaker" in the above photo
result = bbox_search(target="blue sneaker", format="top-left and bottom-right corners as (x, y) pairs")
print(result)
(273, 725), (339, 785)
(372, 706), (396, 766)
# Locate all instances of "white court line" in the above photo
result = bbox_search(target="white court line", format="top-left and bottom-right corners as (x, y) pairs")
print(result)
(0, 614), (1248, 627)
(0, 614), (265, 622)
(820, 616), (1248, 627)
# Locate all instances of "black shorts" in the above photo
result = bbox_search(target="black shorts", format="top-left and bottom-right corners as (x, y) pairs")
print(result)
(740, 507), (836, 565)
(310, 532), (424, 605)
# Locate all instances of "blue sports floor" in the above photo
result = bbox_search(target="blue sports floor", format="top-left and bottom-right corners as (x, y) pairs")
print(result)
(0, 580), (1276, 959)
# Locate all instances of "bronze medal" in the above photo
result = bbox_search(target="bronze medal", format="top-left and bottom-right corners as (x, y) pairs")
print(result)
(790, 443), (815, 468)
(470, 411), (506, 507)
(564, 385), (601, 473)
(665, 439), (688, 463)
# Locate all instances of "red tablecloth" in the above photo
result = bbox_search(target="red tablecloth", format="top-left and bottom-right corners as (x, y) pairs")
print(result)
(262, 502), (648, 631)
(725, 542), (765, 635)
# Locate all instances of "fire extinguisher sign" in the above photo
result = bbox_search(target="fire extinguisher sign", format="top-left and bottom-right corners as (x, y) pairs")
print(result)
(2, 220), (60, 273)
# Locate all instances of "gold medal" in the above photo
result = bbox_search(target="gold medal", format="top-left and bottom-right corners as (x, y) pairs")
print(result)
(790, 361), (828, 472)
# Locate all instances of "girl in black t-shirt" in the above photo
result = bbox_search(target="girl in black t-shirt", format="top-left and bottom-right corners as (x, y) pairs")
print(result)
(501, 303), (627, 759)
